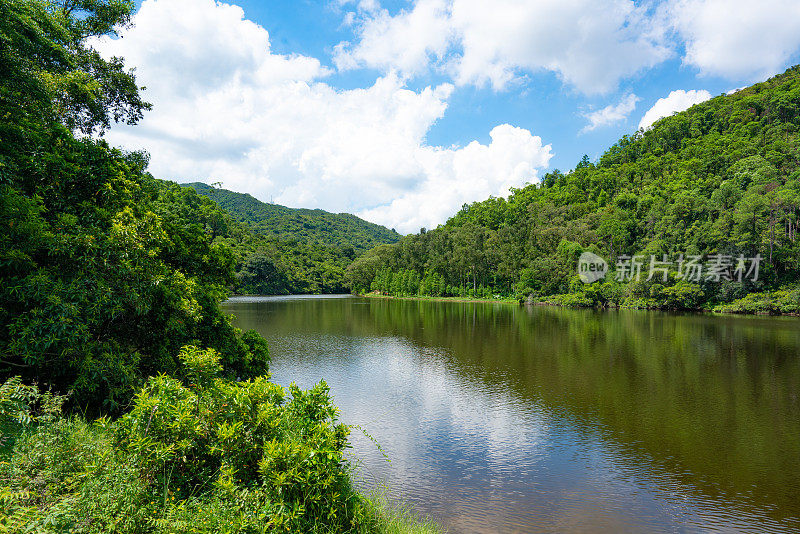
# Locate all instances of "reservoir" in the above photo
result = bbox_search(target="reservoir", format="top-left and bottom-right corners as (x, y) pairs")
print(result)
(225, 295), (800, 533)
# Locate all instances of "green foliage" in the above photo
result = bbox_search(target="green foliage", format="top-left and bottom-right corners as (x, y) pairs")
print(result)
(352, 66), (800, 312)
(185, 183), (401, 253)
(660, 281), (706, 310)
(0, 0), (268, 412)
(713, 286), (800, 314)
(346, 245), (398, 295)
(184, 182), (401, 296)
(538, 292), (595, 308)
(0, 377), (66, 450)
(0, 348), (439, 534)
(229, 236), (351, 295)
(1, 166), (269, 412)
(237, 251), (292, 295)
(0, 0), (149, 138)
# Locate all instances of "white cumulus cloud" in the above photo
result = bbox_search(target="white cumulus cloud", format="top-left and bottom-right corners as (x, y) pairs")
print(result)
(334, 0), (454, 76)
(638, 89), (712, 130)
(360, 124), (552, 231)
(335, 0), (671, 94)
(581, 94), (640, 133)
(664, 0), (800, 81)
(91, 0), (552, 233)
(336, 0), (800, 94)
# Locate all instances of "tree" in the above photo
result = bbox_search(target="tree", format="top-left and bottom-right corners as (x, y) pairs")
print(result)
(237, 251), (291, 295)
(0, 0), (267, 412)
(734, 193), (768, 256)
(0, 0), (150, 138)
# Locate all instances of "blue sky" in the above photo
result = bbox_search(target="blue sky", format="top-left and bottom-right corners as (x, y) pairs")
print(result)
(102, 0), (800, 232)
(227, 0), (731, 169)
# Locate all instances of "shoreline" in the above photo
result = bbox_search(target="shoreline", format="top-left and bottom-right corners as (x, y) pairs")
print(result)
(531, 301), (800, 317)
(358, 292), (519, 305)
(355, 292), (800, 317)
(223, 291), (799, 317)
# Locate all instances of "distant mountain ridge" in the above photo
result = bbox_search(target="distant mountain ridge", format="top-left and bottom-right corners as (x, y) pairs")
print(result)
(183, 182), (401, 252)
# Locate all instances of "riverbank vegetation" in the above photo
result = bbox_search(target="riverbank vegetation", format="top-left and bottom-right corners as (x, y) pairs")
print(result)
(347, 68), (800, 314)
(222, 222), (356, 295)
(363, 291), (518, 305)
(0, 347), (440, 533)
(0, 1), (437, 532)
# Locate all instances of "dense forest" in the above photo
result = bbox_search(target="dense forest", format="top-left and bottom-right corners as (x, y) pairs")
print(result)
(184, 183), (400, 295)
(183, 203), (357, 295)
(186, 182), (401, 252)
(348, 67), (800, 314)
(0, 1), (433, 532)
(229, 233), (354, 295)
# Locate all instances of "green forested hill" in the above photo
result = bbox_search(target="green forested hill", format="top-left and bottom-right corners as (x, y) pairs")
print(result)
(184, 182), (400, 252)
(180, 182), (401, 294)
(348, 66), (800, 313)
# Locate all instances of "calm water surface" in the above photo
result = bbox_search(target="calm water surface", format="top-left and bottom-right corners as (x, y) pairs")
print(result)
(224, 295), (800, 533)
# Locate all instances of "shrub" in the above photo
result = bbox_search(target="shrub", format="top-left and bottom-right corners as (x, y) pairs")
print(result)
(714, 286), (800, 314)
(659, 281), (705, 310)
(0, 347), (367, 533)
(0, 377), (67, 451)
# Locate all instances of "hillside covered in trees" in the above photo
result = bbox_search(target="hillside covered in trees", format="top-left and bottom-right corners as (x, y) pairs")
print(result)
(347, 67), (800, 314)
(185, 182), (401, 252)
(181, 183), (402, 295)
(173, 184), (385, 295)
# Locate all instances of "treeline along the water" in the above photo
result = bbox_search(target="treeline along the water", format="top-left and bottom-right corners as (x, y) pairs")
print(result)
(347, 68), (800, 313)
(0, 1), (436, 532)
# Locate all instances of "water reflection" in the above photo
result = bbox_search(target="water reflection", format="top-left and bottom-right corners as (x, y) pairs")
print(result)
(225, 296), (800, 533)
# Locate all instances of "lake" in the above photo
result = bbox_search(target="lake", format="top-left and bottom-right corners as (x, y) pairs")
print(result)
(224, 295), (800, 533)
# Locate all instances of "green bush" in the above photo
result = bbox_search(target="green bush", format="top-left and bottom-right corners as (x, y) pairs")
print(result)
(0, 347), (372, 533)
(658, 281), (706, 310)
(538, 292), (595, 308)
(0, 377), (67, 451)
(714, 286), (800, 314)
